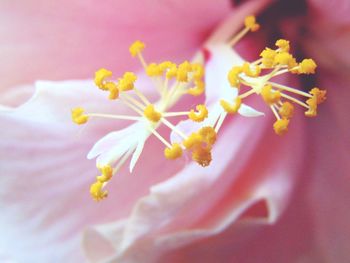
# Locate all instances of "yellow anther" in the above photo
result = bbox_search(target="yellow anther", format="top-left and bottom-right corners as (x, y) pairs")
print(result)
(261, 84), (281, 105)
(273, 119), (289, 136)
(71, 107), (89, 125)
(305, 87), (326, 117)
(298, 59), (317, 74)
(191, 146), (212, 167)
(105, 82), (119, 100)
(183, 133), (203, 149)
(275, 39), (290, 52)
(123, 72), (137, 83)
(188, 104), (208, 122)
(95, 68), (113, 90)
(144, 104), (162, 122)
(146, 63), (163, 77)
(191, 63), (205, 80)
(179, 61), (192, 71)
(220, 97), (242, 114)
(274, 52), (297, 68)
(118, 72), (137, 91)
(166, 64), (178, 79)
(164, 143), (183, 160)
(310, 87), (326, 104)
(242, 62), (261, 77)
(260, 48), (277, 68)
(198, 126), (217, 146)
(187, 80), (205, 96)
(176, 61), (192, 82)
(305, 97), (318, 117)
(304, 89), (324, 117)
(228, 66), (243, 88)
(97, 165), (113, 183)
(129, 40), (145, 57)
(159, 61), (173, 71)
(90, 181), (108, 201)
(279, 102), (294, 119)
(244, 15), (260, 32)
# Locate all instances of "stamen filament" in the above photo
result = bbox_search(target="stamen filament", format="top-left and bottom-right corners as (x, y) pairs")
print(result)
(268, 81), (312, 98)
(147, 126), (172, 148)
(252, 58), (263, 65)
(113, 148), (134, 175)
(120, 97), (144, 115)
(133, 87), (151, 105)
(215, 112), (227, 133)
(239, 89), (256, 99)
(87, 113), (142, 121)
(229, 27), (249, 46)
(121, 93), (146, 109)
(280, 93), (309, 108)
(163, 111), (190, 117)
(161, 118), (187, 140)
(270, 105), (280, 120)
(137, 53), (148, 70)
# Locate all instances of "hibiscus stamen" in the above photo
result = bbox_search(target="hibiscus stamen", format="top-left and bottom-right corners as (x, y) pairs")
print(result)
(222, 36), (326, 135)
(72, 40), (213, 200)
(229, 15), (260, 46)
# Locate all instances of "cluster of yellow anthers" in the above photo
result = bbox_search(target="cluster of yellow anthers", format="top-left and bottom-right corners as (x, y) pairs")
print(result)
(222, 16), (326, 135)
(72, 15), (327, 201)
(71, 40), (217, 201)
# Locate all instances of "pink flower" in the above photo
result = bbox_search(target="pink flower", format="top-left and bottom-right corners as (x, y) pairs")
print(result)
(0, 1), (348, 263)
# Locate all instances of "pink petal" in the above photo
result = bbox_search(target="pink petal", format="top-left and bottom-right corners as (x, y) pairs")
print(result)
(308, 0), (350, 26)
(0, 0), (232, 92)
(304, 72), (350, 262)
(0, 77), (185, 262)
(83, 101), (306, 262)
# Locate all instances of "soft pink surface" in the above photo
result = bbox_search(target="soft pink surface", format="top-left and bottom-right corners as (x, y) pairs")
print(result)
(0, 0), (349, 262)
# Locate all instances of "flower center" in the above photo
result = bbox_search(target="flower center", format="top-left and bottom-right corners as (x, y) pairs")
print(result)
(72, 41), (216, 201)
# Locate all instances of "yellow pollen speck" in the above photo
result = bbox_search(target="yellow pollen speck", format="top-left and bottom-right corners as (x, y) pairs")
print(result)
(105, 82), (119, 100)
(187, 80), (205, 96)
(260, 48), (277, 68)
(166, 64), (178, 79)
(310, 87), (327, 104)
(144, 104), (162, 122)
(275, 39), (290, 52)
(90, 181), (108, 201)
(244, 15), (260, 32)
(118, 72), (137, 91)
(242, 62), (261, 77)
(71, 107), (89, 125)
(279, 102), (294, 119)
(97, 165), (113, 183)
(183, 133), (203, 150)
(164, 143), (183, 160)
(146, 63), (163, 77)
(261, 84), (281, 105)
(176, 61), (192, 82)
(273, 119), (289, 136)
(182, 126), (216, 167)
(305, 87), (326, 117)
(192, 63), (205, 80)
(159, 61), (172, 71)
(298, 59), (317, 74)
(188, 104), (208, 122)
(198, 126), (217, 145)
(305, 97), (318, 117)
(220, 97), (242, 114)
(191, 146), (212, 167)
(95, 68), (113, 90)
(228, 66), (243, 88)
(274, 52), (297, 68)
(129, 40), (145, 57)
